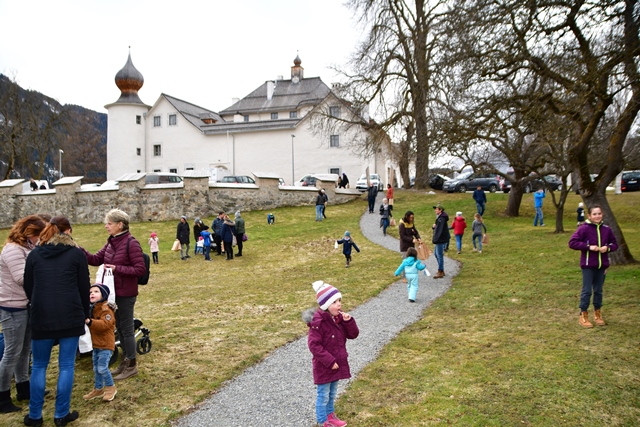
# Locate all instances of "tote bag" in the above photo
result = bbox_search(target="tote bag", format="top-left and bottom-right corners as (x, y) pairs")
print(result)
(482, 233), (489, 244)
(171, 239), (182, 251)
(416, 243), (432, 260)
(95, 265), (116, 305)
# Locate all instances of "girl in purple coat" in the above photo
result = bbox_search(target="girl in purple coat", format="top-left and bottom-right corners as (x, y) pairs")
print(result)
(568, 205), (618, 328)
(303, 281), (359, 427)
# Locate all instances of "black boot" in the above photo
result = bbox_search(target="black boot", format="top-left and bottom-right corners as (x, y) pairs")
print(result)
(0, 389), (21, 413)
(16, 381), (30, 401)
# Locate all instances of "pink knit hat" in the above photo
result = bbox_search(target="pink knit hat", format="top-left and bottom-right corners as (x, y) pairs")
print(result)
(312, 280), (342, 311)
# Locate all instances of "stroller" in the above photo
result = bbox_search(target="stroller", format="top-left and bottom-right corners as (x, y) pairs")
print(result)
(109, 318), (152, 365)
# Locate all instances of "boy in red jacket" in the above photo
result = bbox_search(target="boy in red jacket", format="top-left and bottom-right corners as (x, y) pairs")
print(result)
(451, 211), (467, 254)
(303, 281), (359, 427)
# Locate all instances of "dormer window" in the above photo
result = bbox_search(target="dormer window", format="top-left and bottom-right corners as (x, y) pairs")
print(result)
(290, 111), (297, 118)
(271, 112), (278, 120)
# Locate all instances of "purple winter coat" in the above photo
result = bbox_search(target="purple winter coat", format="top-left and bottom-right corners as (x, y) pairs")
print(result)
(568, 220), (618, 269)
(81, 231), (146, 297)
(307, 308), (359, 385)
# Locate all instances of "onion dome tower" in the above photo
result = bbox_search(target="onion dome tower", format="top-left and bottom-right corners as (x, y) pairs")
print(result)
(105, 50), (151, 180)
(291, 53), (304, 83)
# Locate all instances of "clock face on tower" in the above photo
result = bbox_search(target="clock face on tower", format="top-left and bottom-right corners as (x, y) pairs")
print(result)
(292, 76), (299, 83)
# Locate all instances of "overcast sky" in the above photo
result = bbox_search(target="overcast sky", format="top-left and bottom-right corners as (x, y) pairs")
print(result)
(0, 0), (362, 113)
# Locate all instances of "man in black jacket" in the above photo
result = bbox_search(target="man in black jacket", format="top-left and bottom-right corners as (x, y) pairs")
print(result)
(367, 183), (378, 213)
(431, 204), (450, 278)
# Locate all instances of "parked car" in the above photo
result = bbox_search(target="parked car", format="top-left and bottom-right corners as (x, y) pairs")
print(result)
(145, 173), (183, 184)
(442, 172), (501, 193)
(621, 170), (640, 192)
(294, 174), (339, 187)
(523, 175), (563, 193)
(355, 174), (384, 192)
(217, 175), (256, 184)
(429, 174), (450, 190)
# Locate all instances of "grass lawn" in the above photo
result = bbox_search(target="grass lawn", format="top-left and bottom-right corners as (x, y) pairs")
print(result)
(1, 190), (638, 426)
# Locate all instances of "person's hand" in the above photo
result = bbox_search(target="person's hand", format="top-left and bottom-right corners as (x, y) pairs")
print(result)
(341, 311), (352, 321)
(598, 246), (609, 253)
(85, 318), (90, 325)
(105, 264), (116, 271)
(332, 363), (339, 370)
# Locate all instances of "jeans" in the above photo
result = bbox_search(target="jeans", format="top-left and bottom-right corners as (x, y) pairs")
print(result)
(93, 348), (114, 389)
(0, 309), (31, 391)
(476, 202), (485, 216)
(368, 197), (376, 213)
(204, 244), (211, 260)
(455, 235), (463, 251)
(179, 242), (190, 258)
(472, 233), (483, 251)
(315, 205), (323, 221)
(534, 207), (544, 226)
(381, 218), (390, 235)
(316, 380), (339, 423)
(115, 296), (137, 360)
(434, 243), (445, 271)
(30, 336), (79, 419)
(580, 268), (606, 312)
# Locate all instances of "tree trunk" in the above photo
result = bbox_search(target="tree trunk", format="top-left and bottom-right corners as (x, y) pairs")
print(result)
(582, 192), (636, 265)
(505, 183), (524, 217)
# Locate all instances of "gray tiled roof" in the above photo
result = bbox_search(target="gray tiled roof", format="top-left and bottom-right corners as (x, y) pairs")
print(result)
(162, 94), (225, 131)
(219, 77), (331, 115)
(202, 118), (299, 135)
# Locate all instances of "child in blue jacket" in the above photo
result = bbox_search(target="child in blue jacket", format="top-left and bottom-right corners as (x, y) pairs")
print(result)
(336, 231), (360, 268)
(394, 247), (427, 302)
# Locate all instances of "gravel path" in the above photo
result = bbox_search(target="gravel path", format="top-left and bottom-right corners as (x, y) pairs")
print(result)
(173, 195), (459, 427)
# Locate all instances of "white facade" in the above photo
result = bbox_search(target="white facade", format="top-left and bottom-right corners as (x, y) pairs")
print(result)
(106, 56), (387, 185)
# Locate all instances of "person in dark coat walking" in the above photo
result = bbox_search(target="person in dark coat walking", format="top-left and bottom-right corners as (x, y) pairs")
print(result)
(432, 203), (450, 278)
(472, 185), (487, 216)
(176, 216), (190, 260)
(212, 212), (225, 255)
(23, 216), (90, 427)
(367, 183), (378, 213)
(233, 211), (245, 257)
(193, 218), (204, 254)
(303, 281), (359, 427)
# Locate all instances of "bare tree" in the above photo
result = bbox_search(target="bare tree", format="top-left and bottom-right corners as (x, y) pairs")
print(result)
(448, 0), (638, 264)
(333, 0), (449, 189)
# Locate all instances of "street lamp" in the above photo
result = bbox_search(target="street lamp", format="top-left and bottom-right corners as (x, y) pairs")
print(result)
(291, 134), (296, 185)
(59, 149), (64, 178)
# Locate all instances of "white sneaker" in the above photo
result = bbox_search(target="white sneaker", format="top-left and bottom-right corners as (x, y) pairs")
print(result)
(478, 250), (482, 253)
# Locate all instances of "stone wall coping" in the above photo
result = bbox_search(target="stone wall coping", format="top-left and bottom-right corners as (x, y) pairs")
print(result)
(0, 179), (24, 188)
(54, 176), (83, 186)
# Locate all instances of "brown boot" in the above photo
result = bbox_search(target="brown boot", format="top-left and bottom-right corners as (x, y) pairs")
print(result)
(114, 358), (138, 381)
(579, 311), (593, 328)
(102, 385), (117, 402)
(433, 270), (444, 279)
(83, 388), (104, 400)
(111, 356), (126, 376)
(594, 309), (606, 326)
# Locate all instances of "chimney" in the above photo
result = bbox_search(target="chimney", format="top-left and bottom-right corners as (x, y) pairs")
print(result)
(267, 81), (275, 101)
(276, 75), (283, 81)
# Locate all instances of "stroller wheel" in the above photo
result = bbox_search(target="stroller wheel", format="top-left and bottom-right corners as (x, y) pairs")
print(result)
(136, 337), (152, 354)
(109, 346), (120, 366)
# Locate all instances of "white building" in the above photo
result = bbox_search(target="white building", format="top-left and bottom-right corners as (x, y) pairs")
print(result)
(106, 53), (387, 185)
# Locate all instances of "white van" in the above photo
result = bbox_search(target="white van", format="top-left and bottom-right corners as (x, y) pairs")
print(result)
(144, 173), (183, 185)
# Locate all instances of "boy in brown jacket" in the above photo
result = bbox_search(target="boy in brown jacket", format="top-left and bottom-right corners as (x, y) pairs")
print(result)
(83, 284), (118, 402)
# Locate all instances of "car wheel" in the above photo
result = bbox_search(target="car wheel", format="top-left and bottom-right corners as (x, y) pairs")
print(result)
(458, 184), (467, 193)
(489, 184), (497, 193)
(524, 184), (531, 193)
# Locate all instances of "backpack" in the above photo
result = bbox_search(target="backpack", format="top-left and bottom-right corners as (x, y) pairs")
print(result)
(127, 237), (151, 285)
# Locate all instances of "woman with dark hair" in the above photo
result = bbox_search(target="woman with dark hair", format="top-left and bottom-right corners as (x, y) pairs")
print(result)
(81, 209), (146, 381)
(23, 216), (90, 426)
(569, 205), (618, 328)
(0, 215), (46, 413)
(398, 211), (421, 283)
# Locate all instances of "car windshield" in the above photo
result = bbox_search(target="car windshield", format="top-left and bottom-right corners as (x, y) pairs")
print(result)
(454, 172), (473, 180)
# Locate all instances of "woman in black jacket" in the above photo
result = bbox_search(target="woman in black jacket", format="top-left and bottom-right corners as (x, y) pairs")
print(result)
(431, 204), (450, 279)
(23, 216), (90, 427)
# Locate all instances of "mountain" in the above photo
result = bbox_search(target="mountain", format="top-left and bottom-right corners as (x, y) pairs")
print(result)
(0, 74), (107, 184)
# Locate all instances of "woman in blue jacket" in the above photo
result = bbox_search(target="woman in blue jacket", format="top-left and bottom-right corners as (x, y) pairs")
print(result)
(568, 205), (618, 328)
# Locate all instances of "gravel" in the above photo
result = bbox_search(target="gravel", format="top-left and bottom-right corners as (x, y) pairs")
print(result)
(173, 194), (458, 427)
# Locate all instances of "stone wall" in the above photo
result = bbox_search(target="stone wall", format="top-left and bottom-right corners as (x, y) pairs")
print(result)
(0, 174), (362, 228)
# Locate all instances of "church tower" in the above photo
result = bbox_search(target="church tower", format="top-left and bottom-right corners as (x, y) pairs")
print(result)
(105, 51), (151, 180)
(290, 54), (304, 83)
